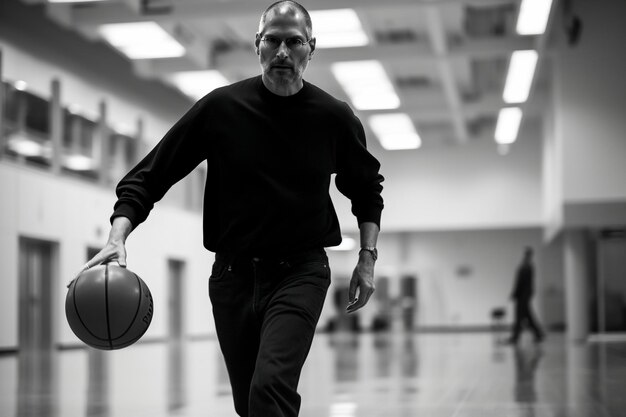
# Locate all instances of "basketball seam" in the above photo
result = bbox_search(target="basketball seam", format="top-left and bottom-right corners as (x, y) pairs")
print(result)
(111, 271), (144, 343)
(71, 272), (111, 343)
(105, 264), (113, 349)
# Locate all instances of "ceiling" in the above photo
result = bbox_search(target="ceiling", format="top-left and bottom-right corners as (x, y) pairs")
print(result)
(19, 0), (555, 152)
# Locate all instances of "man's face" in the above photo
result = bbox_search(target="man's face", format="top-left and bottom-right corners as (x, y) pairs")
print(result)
(255, 8), (315, 91)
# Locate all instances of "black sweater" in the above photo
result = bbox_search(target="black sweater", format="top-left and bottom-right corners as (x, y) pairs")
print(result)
(112, 76), (384, 256)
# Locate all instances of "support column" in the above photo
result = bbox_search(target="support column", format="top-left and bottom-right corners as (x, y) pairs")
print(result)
(97, 100), (109, 186)
(0, 49), (5, 160)
(563, 229), (590, 342)
(134, 116), (144, 165)
(50, 79), (62, 174)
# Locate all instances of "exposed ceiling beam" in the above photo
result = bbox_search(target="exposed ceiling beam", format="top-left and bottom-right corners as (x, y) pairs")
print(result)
(132, 37), (533, 78)
(359, 92), (545, 120)
(425, 6), (469, 143)
(67, 0), (521, 25)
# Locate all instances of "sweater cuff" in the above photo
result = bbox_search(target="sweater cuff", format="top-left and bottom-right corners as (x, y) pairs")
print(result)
(356, 208), (382, 229)
(110, 203), (144, 229)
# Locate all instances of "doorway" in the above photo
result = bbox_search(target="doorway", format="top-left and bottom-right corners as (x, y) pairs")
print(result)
(18, 237), (58, 352)
(17, 237), (59, 417)
(597, 229), (626, 333)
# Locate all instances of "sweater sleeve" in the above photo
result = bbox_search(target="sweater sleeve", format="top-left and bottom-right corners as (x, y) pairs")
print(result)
(110, 98), (210, 228)
(334, 103), (384, 228)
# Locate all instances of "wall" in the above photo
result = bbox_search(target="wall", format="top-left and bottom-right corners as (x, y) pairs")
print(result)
(332, 124), (544, 233)
(554, 0), (626, 205)
(324, 228), (555, 330)
(0, 163), (214, 349)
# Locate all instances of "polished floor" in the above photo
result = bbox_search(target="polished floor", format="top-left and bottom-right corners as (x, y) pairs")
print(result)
(1, 332), (626, 417)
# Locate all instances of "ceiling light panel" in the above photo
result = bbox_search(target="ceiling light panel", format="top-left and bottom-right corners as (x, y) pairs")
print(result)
(495, 107), (522, 144)
(310, 9), (369, 48)
(47, 0), (107, 3)
(503, 50), (538, 103)
(368, 113), (421, 150)
(98, 22), (186, 59)
(331, 60), (400, 110)
(516, 0), (554, 35)
(167, 71), (229, 100)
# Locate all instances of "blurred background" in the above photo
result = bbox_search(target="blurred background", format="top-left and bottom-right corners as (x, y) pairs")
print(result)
(1, 0), (625, 416)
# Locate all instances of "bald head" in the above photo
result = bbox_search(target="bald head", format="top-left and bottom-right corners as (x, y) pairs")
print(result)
(259, 1), (312, 39)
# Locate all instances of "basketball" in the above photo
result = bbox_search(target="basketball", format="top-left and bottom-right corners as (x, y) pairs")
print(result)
(65, 264), (153, 350)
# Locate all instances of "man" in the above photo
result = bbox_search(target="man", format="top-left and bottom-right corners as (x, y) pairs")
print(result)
(80, 1), (384, 416)
(507, 247), (545, 345)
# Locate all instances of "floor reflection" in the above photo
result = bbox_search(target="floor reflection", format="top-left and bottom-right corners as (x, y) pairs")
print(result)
(86, 348), (109, 417)
(16, 349), (58, 417)
(2, 332), (626, 417)
(167, 341), (185, 413)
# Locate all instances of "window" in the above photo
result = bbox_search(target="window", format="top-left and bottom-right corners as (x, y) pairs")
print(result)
(2, 81), (52, 168)
(61, 110), (99, 179)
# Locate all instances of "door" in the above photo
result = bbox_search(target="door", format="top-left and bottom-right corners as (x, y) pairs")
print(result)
(17, 237), (59, 416)
(18, 237), (57, 352)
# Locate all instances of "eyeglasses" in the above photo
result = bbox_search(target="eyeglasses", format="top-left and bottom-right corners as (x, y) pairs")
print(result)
(260, 35), (311, 50)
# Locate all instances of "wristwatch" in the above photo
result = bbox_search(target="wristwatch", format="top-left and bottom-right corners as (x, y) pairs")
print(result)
(359, 246), (378, 261)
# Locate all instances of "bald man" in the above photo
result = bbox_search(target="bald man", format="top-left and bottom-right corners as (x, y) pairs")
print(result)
(83, 2), (384, 416)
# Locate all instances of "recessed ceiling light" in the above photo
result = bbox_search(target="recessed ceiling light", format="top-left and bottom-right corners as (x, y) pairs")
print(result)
(63, 154), (95, 171)
(331, 60), (400, 110)
(495, 107), (523, 144)
(503, 50), (538, 103)
(47, 0), (107, 3)
(14, 80), (28, 91)
(310, 9), (369, 48)
(516, 0), (554, 35)
(98, 22), (186, 59)
(167, 70), (229, 100)
(368, 113), (421, 150)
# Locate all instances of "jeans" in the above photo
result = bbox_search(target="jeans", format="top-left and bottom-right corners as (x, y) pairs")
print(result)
(208, 248), (331, 417)
(511, 299), (545, 342)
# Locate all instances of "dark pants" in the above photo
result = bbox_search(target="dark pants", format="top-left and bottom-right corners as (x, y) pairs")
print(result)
(208, 249), (331, 417)
(511, 299), (544, 342)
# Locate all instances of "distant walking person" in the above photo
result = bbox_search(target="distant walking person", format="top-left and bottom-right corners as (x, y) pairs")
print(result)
(507, 247), (545, 344)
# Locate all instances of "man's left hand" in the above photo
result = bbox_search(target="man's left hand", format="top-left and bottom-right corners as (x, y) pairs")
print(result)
(346, 258), (375, 313)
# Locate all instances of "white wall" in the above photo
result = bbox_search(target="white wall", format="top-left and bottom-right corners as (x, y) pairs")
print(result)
(0, 163), (214, 349)
(325, 228), (549, 330)
(333, 124), (544, 233)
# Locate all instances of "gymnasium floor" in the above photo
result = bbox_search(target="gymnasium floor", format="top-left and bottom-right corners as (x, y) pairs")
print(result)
(1, 332), (625, 417)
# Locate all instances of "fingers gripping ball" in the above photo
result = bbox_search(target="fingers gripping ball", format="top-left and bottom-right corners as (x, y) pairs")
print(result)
(65, 264), (153, 350)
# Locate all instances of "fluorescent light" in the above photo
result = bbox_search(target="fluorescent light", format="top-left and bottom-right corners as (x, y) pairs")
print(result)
(503, 50), (538, 103)
(368, 113), (421, 150)
(331, 60), (400, 110)
(14, 80), (28, 91)
(516, 0), (554, 35)
(63, 154), (95, 171)
(328, 237), (357, 251)
(495, 107), (523, 144)
(7, 134), (51, 158)
(310, 9), (369, 48)
(98, 22), (186, 59)
(47, 0), (107, 3)
(330, 402), (357, 417)
(167, 70), (229, 100)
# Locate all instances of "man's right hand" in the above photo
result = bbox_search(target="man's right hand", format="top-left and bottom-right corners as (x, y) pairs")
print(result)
(69, 217), (133, 285)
